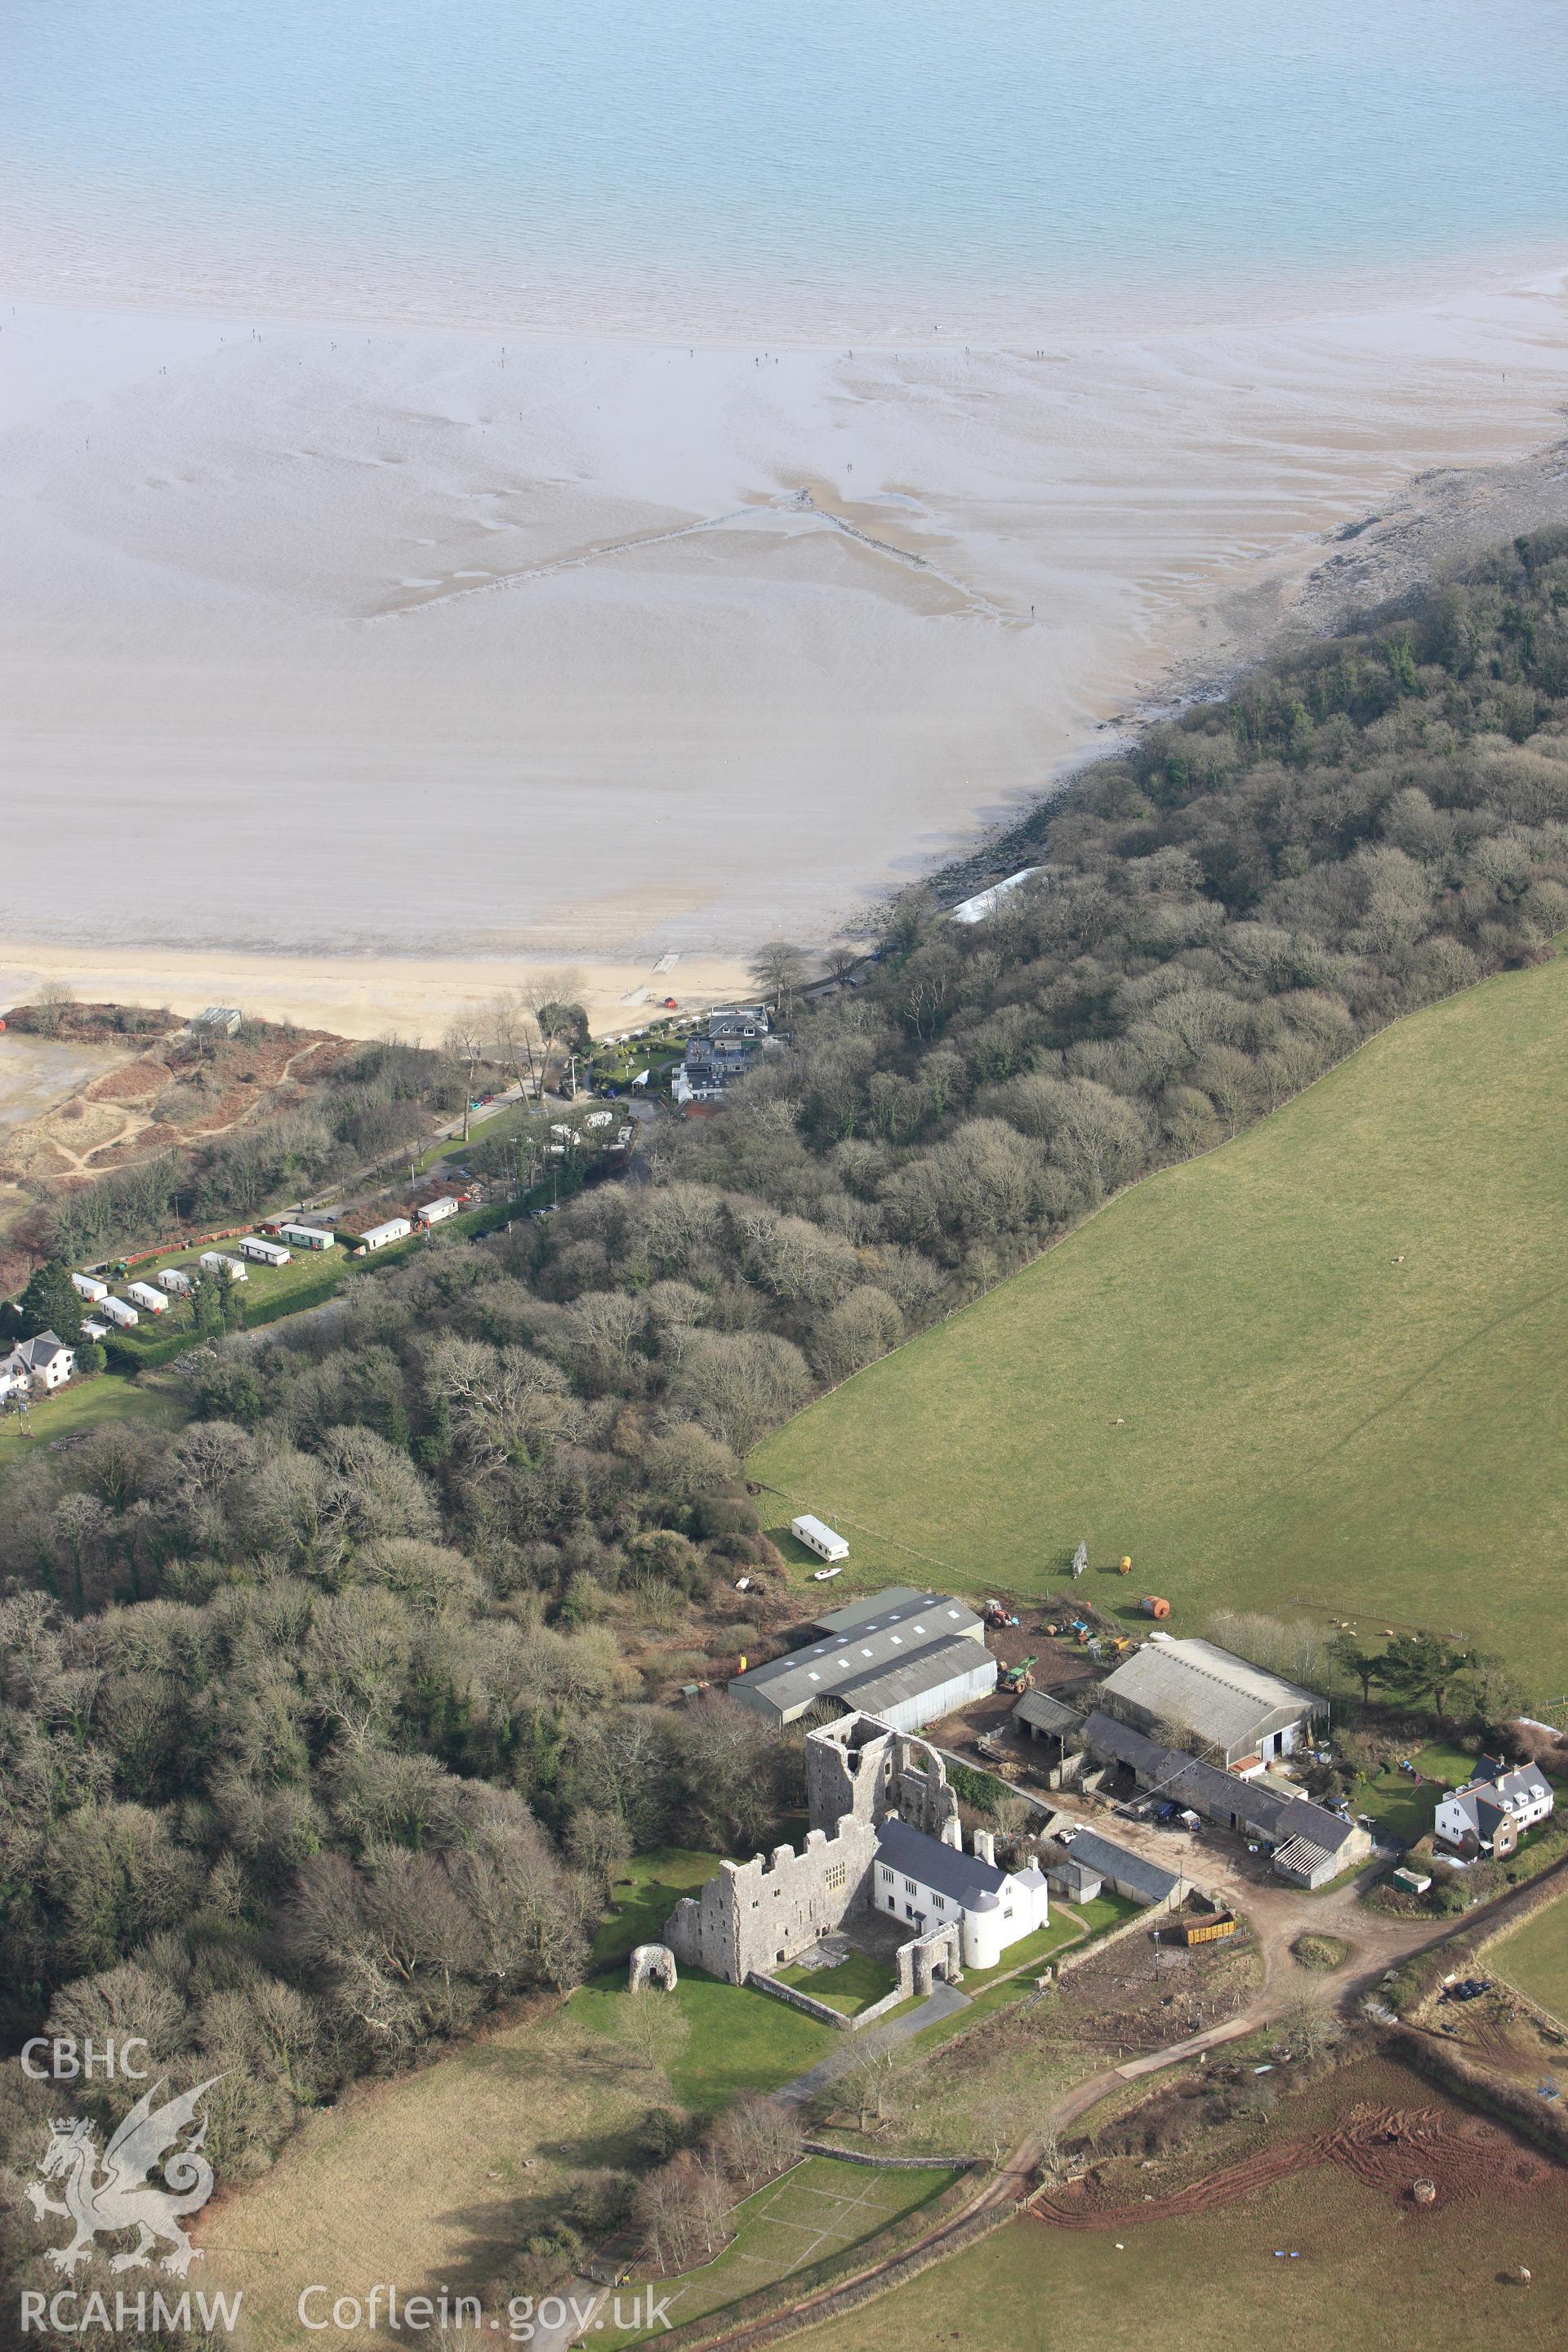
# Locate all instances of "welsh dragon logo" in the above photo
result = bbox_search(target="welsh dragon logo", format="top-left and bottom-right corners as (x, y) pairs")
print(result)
(26, 2078), (223, 2276)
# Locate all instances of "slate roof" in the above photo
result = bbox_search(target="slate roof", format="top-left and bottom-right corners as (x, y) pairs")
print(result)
(1098, 1638), (1323, 1752)
(1083, 1713), (1359, 1859)
(875, 1817), (1008, 1910)
(1054, 1829), (1183, 1904)
(2, 1331), (71, 1372)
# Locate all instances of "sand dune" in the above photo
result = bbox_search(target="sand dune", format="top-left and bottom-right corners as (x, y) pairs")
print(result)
(2, 274), (1568, 1013)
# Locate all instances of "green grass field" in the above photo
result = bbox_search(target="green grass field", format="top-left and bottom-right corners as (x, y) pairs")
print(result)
(0, 1373), (183, 1463)
(776, 1949), (898, 2014)
(796, 2058), (1568, 2352)
(590, 1847), (728, 1968)
(572, 1972), (838, 2112)
(751, 954), (1568, 1696)
(1493, 1891), (1568, 2025)
(1347, 1740), (1479, 1846)
(600, 2157), (958, 2346)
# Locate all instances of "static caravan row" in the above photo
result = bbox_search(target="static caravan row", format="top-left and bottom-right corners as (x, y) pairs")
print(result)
(71, 1272), (109, 1303)
(238, 1236), (292, 1267)
(415, 1196), (459, 1227)
(278, 1223), (336, 1252)
(200, 1252), (248, 1282)
(791, 1514), (850, 1565)
(126, 1281), (168, 1316)
(157, 1267), (193, 1295)
(99, 1297), (140, 1330)
(358, 1218), (412, 1250)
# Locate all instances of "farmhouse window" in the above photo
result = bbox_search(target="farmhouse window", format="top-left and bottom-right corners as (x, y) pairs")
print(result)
(903, 1878), (916, 1894)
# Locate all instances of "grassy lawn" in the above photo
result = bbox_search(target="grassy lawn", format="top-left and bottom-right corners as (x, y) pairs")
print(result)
(599, 2157), (958, 2347)
(572, 1971), (839, 2113)
(1070, 1891), (1144, 1937)
(0, 1373), (184, 1462)
(751, 953), (1568, 1697)
(591, 1847), (727, 1969)
(199, 2002), (664, 2350)
(205, 1971), (842, 2349)
(1346, 1740), (1478, 1846)
(1492, 1890), (1568, 2026)
(776, 1949), (898, 2015)
(797, 2057), (1568, 2352)
(412, 1098), (537, 1172)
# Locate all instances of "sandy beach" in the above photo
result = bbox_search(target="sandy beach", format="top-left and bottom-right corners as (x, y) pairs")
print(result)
(3, 274), (1568, 1036)
(0, 942), (756, 1048)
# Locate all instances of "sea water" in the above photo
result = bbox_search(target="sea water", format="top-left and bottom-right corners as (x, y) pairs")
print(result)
(5, 0), (1568, 338)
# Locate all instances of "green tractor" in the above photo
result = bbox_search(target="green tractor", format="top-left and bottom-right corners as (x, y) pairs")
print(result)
(1000, 1655), (1038, 1695)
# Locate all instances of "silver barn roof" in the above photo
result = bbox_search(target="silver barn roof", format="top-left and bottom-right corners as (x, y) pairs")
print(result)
(728, 1591), (986, 1727)
(1097, 1637), (1325, 1761)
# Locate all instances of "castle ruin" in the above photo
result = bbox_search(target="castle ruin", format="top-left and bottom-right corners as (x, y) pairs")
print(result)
(664, 1713), (969, 1986)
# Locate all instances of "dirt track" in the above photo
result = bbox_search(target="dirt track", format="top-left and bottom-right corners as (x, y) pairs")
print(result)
(1030, 2098), (1550, 2230)
(695, 1844), (1568, 2350)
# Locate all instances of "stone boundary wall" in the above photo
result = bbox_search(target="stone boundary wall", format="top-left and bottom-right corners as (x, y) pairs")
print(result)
(853, 1984), (912, 2031)
(801, 2140), (981, 2169)
(746, 1971), (853, 2030)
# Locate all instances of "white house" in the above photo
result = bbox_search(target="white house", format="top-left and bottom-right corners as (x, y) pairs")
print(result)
(5, 1333), (75, 1390)
(126, 1281), (168, 1315)
(199, 1252), (248, 1282)
(1436, 1759), (1555, 1856)
(238, 1236), (292, 1267)
(0, 1334), (74, 1402)
(871, 1816), (1049, 1970)
(358, 1217), (412, 1250)
(791, 1514), (849, 1565)
(156, 1267), (194, 1294)
(71, 1272), (109, 1303)
(98, 1297), (140, 1330)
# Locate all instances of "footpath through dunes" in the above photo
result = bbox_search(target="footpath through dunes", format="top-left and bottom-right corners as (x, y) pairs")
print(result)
(750, 948), (1568, 1695)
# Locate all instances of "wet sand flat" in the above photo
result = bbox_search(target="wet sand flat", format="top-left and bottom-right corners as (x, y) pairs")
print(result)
(3, 278), (1568, 990)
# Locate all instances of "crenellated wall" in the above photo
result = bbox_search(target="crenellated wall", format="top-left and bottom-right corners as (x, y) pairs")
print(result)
(665, 1819), (878, 1983)
(667, 1712), (966, 1985)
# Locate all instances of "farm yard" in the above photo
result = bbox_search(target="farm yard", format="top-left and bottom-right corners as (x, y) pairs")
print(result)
(802, 2060), (1568, 2352)
(751, 952), (1568, 1698)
